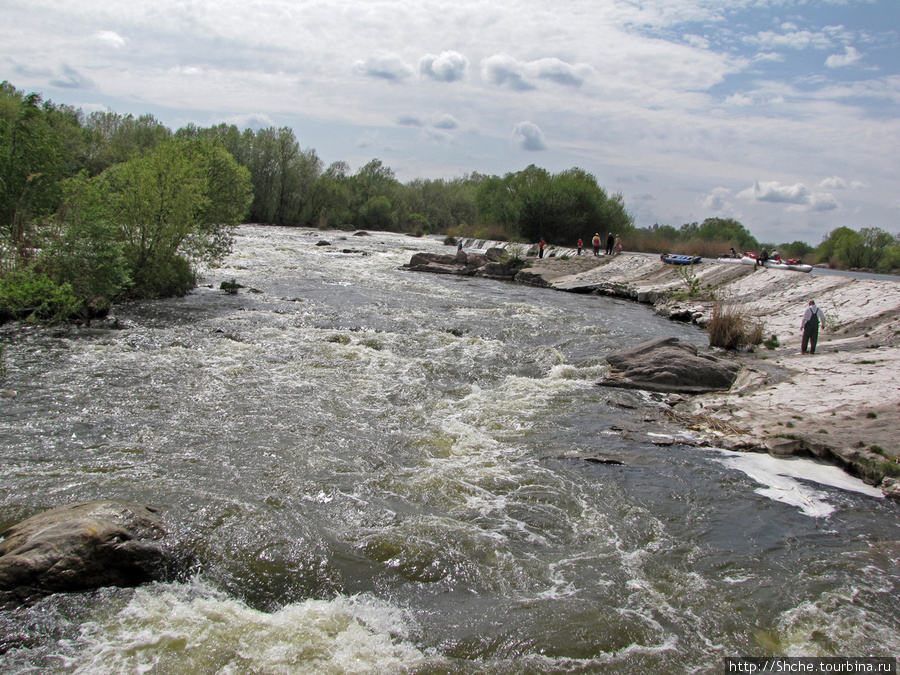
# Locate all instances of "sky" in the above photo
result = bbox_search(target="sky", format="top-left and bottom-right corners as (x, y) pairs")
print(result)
(2, 0), (898, 246)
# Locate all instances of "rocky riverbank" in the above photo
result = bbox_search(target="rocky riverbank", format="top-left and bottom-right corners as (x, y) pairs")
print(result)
(408, 242), (900, 496)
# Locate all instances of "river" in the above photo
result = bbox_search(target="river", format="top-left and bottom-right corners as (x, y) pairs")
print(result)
(1, 225), (898, 674)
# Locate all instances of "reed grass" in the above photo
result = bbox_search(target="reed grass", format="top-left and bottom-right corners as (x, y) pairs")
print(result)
(707, 295), (766, 350)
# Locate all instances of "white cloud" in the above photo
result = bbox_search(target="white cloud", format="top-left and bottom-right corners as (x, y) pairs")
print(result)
(818, 175), (866, 190)
(512, 121), (547, 151)
(50, 65), (93, 89)
(224, 112), (275, 130)
(683, 34), (709, 49)
(826, 46), (862, 68)
(420, 51), (468, 82)
(738, 180), (839, 213)
(432, 114), (459, 130)
(483, 54), (535, 91)
(531, 58), (591, 87)
(481, 54), (592, 91)
(354, 52), (414, 81)
(725, 93), (753, 106)
(701, 187), (734, 212)
(397, 114), (424, 127)
(94, 30), (126, 48)
(747, 28), (833, 51)
(739, 180), (810, 205)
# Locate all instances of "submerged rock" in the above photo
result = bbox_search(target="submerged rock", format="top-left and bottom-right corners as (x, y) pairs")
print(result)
(0, 501), (177, 608)
(601, 337), (742, 394)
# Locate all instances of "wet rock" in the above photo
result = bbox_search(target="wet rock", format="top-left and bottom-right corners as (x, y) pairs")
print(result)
(765, 437), (804, 456)
(404, 251), (518, 280)
(721, 435), (765, 452)
(881, 477), (900, 500)
(0, 501), (177, 609)
(220, 279), (244, 294)
(602, 337), (742, 394)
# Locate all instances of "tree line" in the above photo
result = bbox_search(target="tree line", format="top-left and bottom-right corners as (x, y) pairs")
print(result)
(2, 80), (898, 325)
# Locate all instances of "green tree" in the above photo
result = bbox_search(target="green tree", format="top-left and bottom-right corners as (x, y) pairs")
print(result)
(82, 111), (171, 175)
(312, 161), (353, 229)
(473, 165), (633, 245)
(358, 195), (397, 231)
(350, 160), (399, 230)
(0, 85), (67, 250)
(815, 226), (894, 269)
(39, 171), (130, 318)
(102, 139), (251, 296)
(695, 217), (759, 251)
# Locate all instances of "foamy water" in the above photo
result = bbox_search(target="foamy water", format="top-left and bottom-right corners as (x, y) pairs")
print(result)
(2, 226), (899, 673)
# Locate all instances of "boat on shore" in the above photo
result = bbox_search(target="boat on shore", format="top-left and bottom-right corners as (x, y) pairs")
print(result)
(764, 260), (813, 273)
(661, 254), (702, 265)
(717, 253), (812, 272)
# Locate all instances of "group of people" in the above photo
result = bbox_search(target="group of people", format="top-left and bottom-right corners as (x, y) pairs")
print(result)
(534, 233), (623, 257)
(539, 237), (825, 355)
(578, 233), (620, 257)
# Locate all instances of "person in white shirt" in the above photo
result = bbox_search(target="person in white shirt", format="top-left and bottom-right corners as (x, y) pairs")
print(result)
(801, 300), (824, 354)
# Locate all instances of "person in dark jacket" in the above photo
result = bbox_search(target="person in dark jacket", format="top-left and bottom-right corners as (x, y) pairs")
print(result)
(801, 300), (825, 354)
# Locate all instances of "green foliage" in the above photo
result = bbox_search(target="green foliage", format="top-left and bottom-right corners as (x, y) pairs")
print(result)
(473, 164), (634, 245)
(0, 265), (79, 323)
(39, 171), (131, 310)
(816, 226), (899, 271)
(638, 217), (760, 256)
(101, 139), (251, 297)
(82, 111), (172, 174)
(764, 334), (780, 350)
(673, 263), (702, 298)
(0, 84), (73, 247)
(358, 195), (397, 231)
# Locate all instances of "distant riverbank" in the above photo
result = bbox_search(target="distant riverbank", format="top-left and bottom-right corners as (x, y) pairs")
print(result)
(447, 240), (900, 495)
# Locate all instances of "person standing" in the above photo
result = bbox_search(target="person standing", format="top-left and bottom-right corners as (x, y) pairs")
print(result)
(605, 232), (614, 256)
(539, 238), (546, 258)
(592, 233), (601, 256)
(577, 238), (583, 255)
(801, 300), (825, 354)
(613, 234), (622, 255)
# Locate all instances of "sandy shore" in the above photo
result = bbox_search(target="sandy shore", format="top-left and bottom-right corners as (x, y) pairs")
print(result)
(524, 250), (900, 494)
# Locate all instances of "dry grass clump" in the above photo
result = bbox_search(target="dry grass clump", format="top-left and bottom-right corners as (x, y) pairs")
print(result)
(707, 296), (766, 350)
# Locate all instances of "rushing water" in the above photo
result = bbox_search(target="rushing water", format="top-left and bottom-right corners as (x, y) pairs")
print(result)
(1, 226), (898, 674)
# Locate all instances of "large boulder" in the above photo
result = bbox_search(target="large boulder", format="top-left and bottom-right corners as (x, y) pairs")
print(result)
(0, 501), (175, 608)
(404, 251), (518, 279)
(602, 337), (742, 394)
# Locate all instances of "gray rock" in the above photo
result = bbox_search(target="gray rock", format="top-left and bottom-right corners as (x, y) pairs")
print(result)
(881, 477), (900, 500)
(602, 337), (742, 394)
(765, 437), (803, 456)
(0, 501), (175, 608)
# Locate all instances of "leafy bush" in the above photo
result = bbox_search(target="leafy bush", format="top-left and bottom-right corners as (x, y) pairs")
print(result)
(674, 263), (702, 298)
(39, 172), (131, 309)
(0, 266), (79, 324)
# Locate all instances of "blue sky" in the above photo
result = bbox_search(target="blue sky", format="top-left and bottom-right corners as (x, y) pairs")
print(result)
(2, 0), (898, 245)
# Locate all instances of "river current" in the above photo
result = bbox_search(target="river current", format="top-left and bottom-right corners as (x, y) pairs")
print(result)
(1, 226), (898, 674)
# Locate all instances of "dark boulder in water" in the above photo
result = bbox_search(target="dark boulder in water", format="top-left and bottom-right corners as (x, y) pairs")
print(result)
(601, 337), (741, 394)
(0, 501), (178, 609)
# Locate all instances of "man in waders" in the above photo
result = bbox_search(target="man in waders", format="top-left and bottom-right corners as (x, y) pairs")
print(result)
(801, 300), (824, 354)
